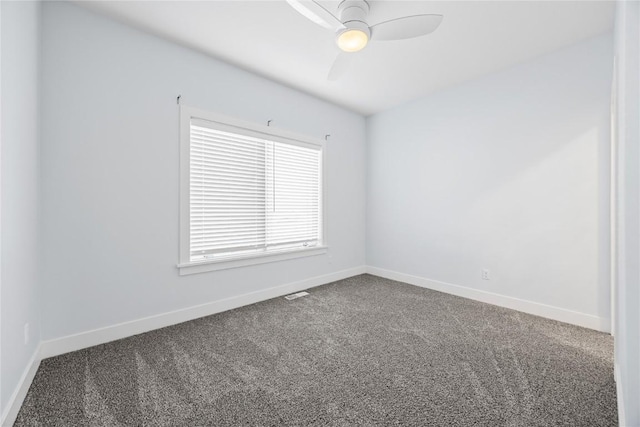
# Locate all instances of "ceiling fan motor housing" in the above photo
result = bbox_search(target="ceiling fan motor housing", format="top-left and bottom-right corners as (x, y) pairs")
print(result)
(336, 0), (371, 39)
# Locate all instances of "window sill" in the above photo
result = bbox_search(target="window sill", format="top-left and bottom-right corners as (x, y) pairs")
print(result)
(177, 246), (328, 276)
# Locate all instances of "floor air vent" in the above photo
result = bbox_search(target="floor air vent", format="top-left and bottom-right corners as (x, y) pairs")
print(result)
(284, 291), (309, 301)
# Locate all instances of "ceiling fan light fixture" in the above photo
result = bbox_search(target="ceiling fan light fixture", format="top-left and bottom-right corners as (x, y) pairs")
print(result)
(337, 28), (369, 52)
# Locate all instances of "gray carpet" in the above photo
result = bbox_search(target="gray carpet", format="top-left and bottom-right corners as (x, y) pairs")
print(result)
(16, 274), (617, 426)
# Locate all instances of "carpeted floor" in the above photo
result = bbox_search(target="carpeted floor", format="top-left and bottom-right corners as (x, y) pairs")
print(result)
(16, 274), (617, 426)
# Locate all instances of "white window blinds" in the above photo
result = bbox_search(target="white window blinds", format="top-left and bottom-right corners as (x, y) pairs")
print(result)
(189, 120), (322, 262)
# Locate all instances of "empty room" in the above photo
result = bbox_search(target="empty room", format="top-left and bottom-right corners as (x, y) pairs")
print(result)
(1, 0), (639, 425)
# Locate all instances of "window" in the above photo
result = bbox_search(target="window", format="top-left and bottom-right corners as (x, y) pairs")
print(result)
(178, 106), (326, 275)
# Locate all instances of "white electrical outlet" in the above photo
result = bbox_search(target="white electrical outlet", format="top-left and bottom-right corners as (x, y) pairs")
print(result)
(482, 269), (491, 280)
(24, 323), (30, 345)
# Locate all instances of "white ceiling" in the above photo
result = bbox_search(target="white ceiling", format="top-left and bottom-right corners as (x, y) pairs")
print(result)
(75, 1), (615, 116)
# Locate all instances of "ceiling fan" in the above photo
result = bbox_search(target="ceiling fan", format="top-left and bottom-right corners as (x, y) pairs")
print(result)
(286, 0), (443, 80)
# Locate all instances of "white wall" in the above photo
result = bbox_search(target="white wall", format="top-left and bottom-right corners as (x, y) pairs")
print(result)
(613, 1), (640, 424)
(39, 2), (366, 341)
(367, 34), (613, 329)
(0, 0), (41, 418)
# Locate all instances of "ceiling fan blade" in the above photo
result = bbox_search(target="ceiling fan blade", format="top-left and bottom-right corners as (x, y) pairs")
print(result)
(371, 14), (443, 41)
(286, 0), (345, 31)
(327, 52), (354, 81)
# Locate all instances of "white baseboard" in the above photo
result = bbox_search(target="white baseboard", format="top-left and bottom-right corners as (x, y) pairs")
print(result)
(1, 266), (613, 426)
(40, 266), (366, 359)
(366, 266), (610, 333)
(1, 345), (41, 427)
(615, 363), (628, 426)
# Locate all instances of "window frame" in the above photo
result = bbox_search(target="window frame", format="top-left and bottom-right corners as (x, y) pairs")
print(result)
(178, 105), (327, 276)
